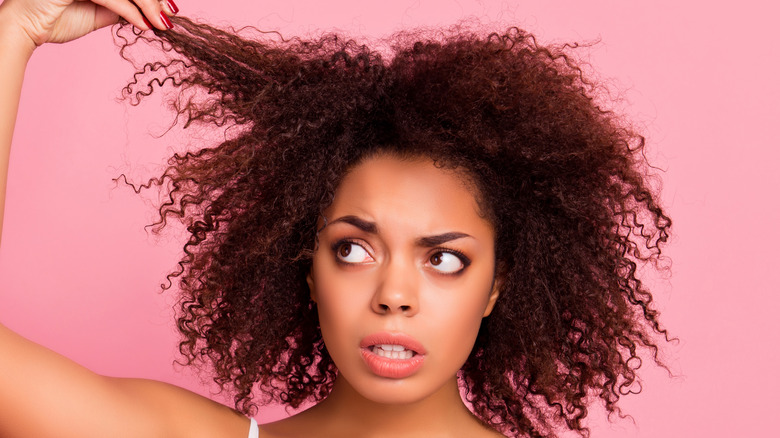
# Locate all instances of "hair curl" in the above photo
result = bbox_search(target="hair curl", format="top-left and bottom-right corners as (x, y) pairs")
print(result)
(115, 16), (672, 437)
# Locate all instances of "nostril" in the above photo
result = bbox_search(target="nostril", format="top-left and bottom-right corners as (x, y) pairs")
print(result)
(376, 303), (412, 313)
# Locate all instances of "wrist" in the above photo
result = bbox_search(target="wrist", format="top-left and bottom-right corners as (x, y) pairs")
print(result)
(0, 3), (38, 60)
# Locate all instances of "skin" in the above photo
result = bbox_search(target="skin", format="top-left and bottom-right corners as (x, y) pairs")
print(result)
(0, 2), (249, 438)
(262, 154), (502, 437)
(0, 0), (170, 247)
(0, 1), (503, 436)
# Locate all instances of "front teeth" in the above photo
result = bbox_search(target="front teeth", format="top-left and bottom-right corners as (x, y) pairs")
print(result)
(372, 344), (414, 359)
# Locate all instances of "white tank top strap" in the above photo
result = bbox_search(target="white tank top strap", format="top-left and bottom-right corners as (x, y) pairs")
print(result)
(248, 418), (259, 438)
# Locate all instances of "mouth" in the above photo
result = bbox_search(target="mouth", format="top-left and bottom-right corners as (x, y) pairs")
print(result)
(359, 332), (427, 378)
(368, 344), (417, 360)
(359, 332), (427, 356)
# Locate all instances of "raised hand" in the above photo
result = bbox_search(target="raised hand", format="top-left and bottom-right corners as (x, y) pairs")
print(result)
(0, 0), (177, 246)
(0, 0), (176, 49)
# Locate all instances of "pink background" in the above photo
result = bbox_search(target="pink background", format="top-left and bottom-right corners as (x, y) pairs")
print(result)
(1, 0), (778, 436)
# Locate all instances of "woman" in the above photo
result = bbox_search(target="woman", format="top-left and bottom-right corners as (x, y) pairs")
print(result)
(0, 0), (672, 437)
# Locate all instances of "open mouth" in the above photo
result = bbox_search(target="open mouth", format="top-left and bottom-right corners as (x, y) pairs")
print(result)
(369, 344), (417, 360)
(359, 333), (427, 378)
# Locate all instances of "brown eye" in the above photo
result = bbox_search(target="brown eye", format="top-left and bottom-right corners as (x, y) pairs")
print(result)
(333, 241), (373, 264)
(427, 251), (466, 274)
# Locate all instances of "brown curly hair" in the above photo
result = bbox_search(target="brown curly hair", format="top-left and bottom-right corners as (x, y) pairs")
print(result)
(114, 16), (671, 437)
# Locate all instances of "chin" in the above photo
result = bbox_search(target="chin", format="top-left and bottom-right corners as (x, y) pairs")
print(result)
(357, 386), (433, 405)
(344, 372), (455, 406)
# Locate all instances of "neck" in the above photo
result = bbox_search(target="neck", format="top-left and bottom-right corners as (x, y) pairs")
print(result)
(311, 375), (480, 437)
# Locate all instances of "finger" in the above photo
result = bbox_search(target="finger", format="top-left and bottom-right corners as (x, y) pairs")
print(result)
(87, 0), (156, 30)
(92, 5), (121, 31)
(132, 0), (173, 30)
(90, 0), (170, 31)
(161, 0), (179, 17)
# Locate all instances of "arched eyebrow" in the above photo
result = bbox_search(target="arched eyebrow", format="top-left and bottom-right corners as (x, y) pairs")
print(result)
(416, 232), (471, 247)
(330, 215), (378, 233)
(329, 215), (471, 247)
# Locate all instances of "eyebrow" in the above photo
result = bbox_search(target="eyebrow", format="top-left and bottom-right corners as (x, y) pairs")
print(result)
(328, 215), (471, 246)
(416, 232), (472, 247)
(329, 215), (378, 233)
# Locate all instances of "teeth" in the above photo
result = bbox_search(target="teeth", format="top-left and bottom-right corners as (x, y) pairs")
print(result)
(372, 345), (414, 359)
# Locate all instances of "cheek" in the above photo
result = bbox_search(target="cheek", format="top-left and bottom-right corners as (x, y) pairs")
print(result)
(420, 279), (494, 363)
(311, 256), (370, 311)
(312, 283), (351, 363)
(309, 258), (370, 350)
(429, 295), (488, 341)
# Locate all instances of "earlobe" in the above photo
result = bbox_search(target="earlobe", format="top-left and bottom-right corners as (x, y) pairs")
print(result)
(482, 261), (507, 317)
(307, 271), (317, 302)
(482, 283), (500, 317)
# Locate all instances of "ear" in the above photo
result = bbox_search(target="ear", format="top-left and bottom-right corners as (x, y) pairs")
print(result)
(306, 270), (317, 303)
(482, 276), (501, 317)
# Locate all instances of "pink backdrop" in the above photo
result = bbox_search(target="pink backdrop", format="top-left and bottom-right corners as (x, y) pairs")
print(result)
(1, 0), (777, 436)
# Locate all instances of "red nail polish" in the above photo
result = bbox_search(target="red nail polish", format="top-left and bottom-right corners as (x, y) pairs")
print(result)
(166, 0), (180, 14)
(160, 12), (174, 29)
(142, 16), (153, 30)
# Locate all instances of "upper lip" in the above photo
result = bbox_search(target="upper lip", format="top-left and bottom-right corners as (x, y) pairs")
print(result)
(360, 332), (427, 355)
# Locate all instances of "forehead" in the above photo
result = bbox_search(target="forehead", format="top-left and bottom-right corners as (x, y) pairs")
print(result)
(326, 154), (493, 236)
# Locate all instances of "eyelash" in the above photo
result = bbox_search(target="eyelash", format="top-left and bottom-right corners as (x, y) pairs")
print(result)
(432, 248), (471, 273)
(329, 239), (472, 274)
(331, 239), (372, 266)
(430, 248), (471, 275)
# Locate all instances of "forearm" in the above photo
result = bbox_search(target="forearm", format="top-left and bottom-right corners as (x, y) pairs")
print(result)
(0, 2), (36, 248)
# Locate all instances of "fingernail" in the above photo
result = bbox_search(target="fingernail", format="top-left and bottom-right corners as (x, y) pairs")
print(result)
(142, 16), (153, 30)
(166, 0), (180, 14)
(160, 12), (174, 29)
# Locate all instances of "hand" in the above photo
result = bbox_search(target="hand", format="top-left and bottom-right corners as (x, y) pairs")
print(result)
(0, 0), (179, 249)
(0, 0), (177, 49)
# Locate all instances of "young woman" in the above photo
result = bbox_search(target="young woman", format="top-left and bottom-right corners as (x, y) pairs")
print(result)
(0, 0), (672, 437)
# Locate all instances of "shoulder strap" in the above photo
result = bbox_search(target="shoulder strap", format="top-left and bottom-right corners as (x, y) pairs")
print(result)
(248, 418), (259, 438)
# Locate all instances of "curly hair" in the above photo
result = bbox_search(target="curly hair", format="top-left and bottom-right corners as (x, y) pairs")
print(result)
(115, 16), (671, 437)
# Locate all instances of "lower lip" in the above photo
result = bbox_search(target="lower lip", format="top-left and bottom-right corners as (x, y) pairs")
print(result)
(360, 348), (425, 379)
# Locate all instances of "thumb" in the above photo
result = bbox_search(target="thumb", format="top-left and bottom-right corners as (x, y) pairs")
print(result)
(92, 5), (119, 31)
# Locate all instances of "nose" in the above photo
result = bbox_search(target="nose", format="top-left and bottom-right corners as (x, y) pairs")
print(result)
(371, 258), (419, 316)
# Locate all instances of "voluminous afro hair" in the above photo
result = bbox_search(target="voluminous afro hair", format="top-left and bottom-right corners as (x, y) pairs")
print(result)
(116, 16), (671, 437)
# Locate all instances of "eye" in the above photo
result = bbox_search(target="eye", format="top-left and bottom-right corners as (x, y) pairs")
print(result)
(334, 241), (373, 265)
(427, 251), (468, 274)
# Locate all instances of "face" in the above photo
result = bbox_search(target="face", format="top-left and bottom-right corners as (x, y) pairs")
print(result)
(307, 153), (499, 405)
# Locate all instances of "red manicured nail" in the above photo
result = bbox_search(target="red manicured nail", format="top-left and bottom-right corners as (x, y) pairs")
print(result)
(142, 16), (153, 30)
(160, 12), (174, 29)
(166, 0), (180, 14)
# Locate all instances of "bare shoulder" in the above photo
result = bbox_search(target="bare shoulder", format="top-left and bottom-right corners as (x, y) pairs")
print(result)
(107, 377), (251, 438)
(256, 409), (319, 438)
(258, 421), (507, 438)
(255, 408), (508, 438)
